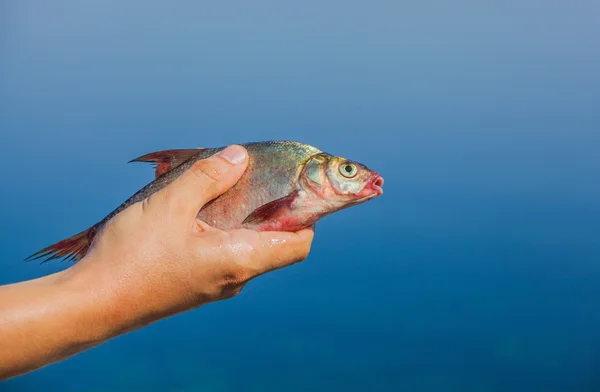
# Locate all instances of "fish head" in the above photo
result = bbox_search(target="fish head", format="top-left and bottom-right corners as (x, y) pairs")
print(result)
(300, 153), (383, 209)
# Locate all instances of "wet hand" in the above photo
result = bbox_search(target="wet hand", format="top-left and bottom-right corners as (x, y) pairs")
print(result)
(65, 145), (314, 331)
(0, 145), (314, 381)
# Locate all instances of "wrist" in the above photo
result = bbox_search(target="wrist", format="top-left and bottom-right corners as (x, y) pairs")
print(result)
(64, 254), (201, 340)
(52, 266), (124, 345)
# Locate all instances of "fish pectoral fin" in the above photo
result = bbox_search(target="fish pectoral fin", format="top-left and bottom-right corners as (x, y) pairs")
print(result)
(129, 149), (203, 178)
(242, 190), (300, 226)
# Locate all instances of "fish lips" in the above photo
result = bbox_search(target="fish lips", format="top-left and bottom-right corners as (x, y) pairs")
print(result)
(370, 174), (384, 196)
(353, 173), (384, 202)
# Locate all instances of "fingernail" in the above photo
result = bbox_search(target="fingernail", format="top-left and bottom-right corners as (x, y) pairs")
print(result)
(216, 145), (247, 165)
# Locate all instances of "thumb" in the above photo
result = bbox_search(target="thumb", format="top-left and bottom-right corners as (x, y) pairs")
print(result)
(157, 145), (249, 217)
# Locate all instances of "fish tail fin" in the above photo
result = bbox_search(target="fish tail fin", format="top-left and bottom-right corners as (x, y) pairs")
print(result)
(25, 225), (99, 263)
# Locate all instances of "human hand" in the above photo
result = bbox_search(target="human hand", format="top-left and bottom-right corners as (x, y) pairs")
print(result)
(0, 145), (314, 380)
(63, 145), (314, 334)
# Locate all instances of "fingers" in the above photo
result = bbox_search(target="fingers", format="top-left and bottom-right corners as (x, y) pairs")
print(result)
(248, 227), (315, 275)
(157, 145), (249, 217)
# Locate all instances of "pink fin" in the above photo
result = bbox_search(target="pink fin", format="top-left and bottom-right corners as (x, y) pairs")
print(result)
(242, 191), (300, 227)
(25, 226), (98, 263)
(130, 149), (201, 178)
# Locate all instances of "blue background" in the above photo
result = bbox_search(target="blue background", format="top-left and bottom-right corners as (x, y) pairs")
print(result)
(1, 1), (599, 391)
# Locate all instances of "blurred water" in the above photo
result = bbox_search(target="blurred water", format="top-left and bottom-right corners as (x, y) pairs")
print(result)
(1, 1), (599, 391)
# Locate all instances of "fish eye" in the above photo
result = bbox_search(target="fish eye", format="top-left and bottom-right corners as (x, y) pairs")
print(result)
(339, 162), (358, 178)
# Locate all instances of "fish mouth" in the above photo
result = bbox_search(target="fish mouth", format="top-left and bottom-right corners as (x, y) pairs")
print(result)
(369, 174), (384, 196)
(353, 174), (384, 203)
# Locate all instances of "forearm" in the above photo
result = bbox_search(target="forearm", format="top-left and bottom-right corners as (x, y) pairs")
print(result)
(0, 267), (124, 380)
(0, 252), (218, 381)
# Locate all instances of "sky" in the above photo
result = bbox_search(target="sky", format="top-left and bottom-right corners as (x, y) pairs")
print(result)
(1, 1), (599, 391)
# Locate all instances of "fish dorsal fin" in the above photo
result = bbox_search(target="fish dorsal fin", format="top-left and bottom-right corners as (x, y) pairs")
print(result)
(130, 149), (202, 178)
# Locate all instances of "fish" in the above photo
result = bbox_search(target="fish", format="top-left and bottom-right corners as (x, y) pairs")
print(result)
(26, 141), (384, 263)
